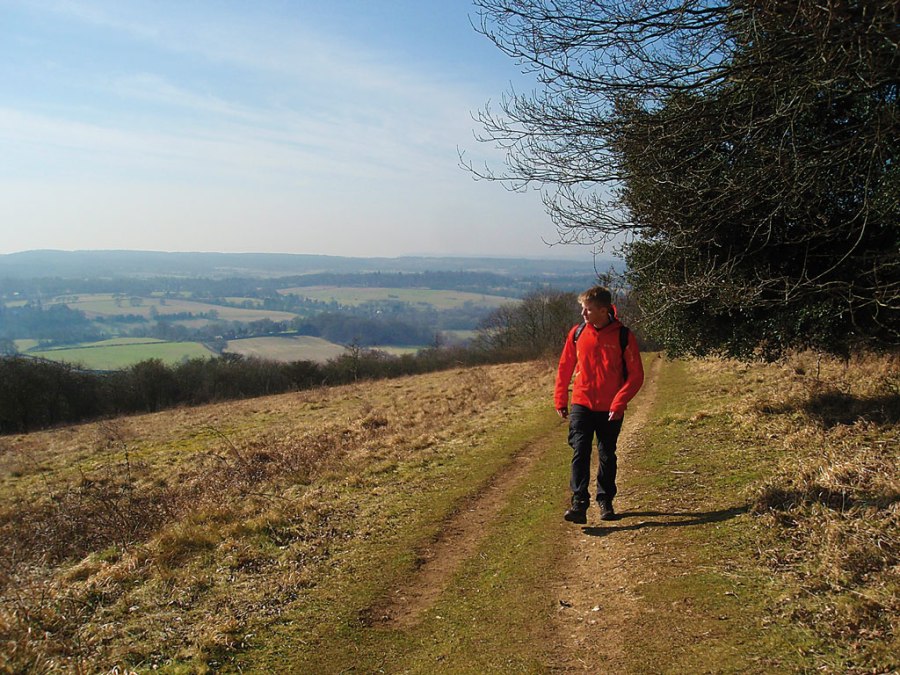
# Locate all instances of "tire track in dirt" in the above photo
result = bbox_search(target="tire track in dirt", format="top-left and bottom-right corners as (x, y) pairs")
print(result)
(548, 355), (663, 672)
(372, 429), (559, 629)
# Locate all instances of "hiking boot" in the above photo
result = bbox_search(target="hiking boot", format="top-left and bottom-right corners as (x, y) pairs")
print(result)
(564, 506), (588, 524)
(598, 500), (618, 521)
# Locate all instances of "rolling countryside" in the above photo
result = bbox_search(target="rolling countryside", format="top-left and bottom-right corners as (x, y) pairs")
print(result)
(2, 0), (896, 670)
(1, 269), (538, 369)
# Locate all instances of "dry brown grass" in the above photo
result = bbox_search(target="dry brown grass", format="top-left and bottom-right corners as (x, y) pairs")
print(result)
(0, 361), (553, 671)
(741, 350), (899, 672)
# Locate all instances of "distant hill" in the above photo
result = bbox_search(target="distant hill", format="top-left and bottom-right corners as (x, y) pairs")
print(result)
(0, 250), (618, 280)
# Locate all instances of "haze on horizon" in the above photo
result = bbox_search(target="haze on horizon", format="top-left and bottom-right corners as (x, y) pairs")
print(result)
(0, 0), (612, 264)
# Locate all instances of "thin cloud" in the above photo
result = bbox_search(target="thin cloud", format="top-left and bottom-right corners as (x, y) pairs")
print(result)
(1, 1), (563, 258)
(5, 0), (485, 181)
(30, 0), (466, 101)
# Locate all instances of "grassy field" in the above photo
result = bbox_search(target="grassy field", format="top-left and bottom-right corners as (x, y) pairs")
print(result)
(441, 329), (477, 342)
(45, 293), (297, 323)
(27, 339), (215, 369)
(12, 339), (39, 352)
(223, 336), (347, 363)
(0, 353), (895, 673)
(222, 297), (264, 307)
(373, 345), (425, 356)
(278, 285), (516, 309)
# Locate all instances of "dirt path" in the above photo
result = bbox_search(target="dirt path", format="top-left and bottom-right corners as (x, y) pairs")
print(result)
(548, 355), (663, 671)
(374, 427), (560, 628)
(370, 355), (666, 664)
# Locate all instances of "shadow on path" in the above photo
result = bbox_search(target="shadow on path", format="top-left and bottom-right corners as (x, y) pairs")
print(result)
(582, 505), (748, 537)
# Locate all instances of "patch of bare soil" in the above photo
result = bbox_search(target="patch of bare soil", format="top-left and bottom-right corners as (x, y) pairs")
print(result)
(373, 429), (559, 628)
(548, 355), (663, 672)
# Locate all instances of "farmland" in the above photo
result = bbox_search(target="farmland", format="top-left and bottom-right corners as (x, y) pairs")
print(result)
(2, 283), (516, 370)
(26, 338), (214, 370)
(223, 335), (347, 363)
(43, 293), (298, 324)
(2, 262), (581, 371)
(278, 285), (515, 309)
(12, 339), (39, 352)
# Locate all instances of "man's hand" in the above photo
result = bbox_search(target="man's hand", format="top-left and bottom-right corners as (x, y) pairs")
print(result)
(608, 410), (624, 421)
(557, 407), (569, 419)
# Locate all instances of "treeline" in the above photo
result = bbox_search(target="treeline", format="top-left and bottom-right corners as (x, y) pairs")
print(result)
(232, 299), (489, 333)
(293, 313), (436, 346)
(0, 289), (587, 434)
(131, 313), (442, 348)
(0, 346), (512, 434)
(0, 304), (102, 344)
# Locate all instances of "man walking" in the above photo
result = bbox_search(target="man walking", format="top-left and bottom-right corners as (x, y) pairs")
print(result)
(555, 286), (644, 523)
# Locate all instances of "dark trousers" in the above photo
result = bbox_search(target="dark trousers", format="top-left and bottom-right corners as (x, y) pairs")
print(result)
(568, 404), (623, 507)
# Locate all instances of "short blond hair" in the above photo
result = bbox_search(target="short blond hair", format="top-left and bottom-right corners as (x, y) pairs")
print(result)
(577, 285), (612, 307)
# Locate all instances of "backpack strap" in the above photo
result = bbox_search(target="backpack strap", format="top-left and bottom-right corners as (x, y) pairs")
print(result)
(619, 325), (630, 382)
(572, 321), (587, 344)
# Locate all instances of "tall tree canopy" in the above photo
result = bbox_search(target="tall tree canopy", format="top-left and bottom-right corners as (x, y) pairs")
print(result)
(471, 0), (898, 356)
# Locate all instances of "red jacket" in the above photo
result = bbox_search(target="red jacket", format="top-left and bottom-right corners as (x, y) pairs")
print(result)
(554, 320), (644, 414)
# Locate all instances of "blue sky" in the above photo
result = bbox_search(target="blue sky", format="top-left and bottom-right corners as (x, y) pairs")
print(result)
(0, 0), (605, 262)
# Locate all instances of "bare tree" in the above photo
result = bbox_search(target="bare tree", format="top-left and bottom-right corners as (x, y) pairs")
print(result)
(476, 289), (579, 355)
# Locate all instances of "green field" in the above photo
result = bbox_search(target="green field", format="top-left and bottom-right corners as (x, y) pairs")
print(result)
(223, 296), (265, 307)
(441, 329), (477, 342)
(45, 293), (297, 323)
(372, 345), (424, 356)
(13, 339), (40, 352)
(278, 285), (516, 309)
(223, 335), (348, 363)
(28, 339), (214, 370)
